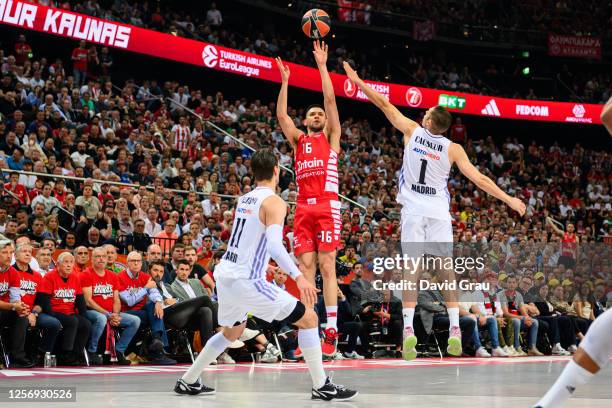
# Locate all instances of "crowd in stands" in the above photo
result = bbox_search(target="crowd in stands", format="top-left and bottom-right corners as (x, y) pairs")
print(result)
(0, 22), (610, 368)
(57, 0), (612, 103)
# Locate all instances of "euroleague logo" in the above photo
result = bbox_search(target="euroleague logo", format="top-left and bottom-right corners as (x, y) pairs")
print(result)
(572, 104), (585, 118)
(202, 45), (219, 68)
(344, 78), (356, 97)
(406, 87), (423, 107)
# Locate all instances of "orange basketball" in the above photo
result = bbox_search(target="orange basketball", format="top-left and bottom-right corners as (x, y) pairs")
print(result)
(301, 9), (331, 39)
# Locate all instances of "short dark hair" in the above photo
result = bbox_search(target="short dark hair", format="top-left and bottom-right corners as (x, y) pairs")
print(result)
(176, 259), (191, 269)
(171, 243), (185, 254)
(430, 106), (452, 134)
(148, 260), (165, 271)
(251, 148), (278, 182)
(306, 104), (325, 115)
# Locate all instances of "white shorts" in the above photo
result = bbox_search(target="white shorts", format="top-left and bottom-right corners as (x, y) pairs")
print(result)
(401, 214), (453, 257)
(216, 277), (298, 327)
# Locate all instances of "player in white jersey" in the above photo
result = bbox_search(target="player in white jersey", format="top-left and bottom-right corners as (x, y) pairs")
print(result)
(344, 61), (526, 360)
(174, 149), (357, 401)
(532, 97), (612, 408)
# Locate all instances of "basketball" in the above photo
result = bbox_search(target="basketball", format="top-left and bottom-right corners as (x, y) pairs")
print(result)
(301, 9), (331, 39)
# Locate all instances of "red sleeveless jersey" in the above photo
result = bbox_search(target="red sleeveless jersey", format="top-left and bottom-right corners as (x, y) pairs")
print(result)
(295, 131), (339, 202)
(561, 232), (577, 257)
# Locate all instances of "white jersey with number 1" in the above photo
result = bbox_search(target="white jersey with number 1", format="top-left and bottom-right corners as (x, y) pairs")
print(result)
(214, 186), (275, 280)
(397, 126), (452, 221)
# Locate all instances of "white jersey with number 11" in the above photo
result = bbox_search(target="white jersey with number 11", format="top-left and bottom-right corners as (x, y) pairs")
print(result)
(214, 186), (275, 280)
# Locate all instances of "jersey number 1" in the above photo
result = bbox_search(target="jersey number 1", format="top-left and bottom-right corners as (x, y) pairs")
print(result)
(418, 159), (428, 185)
(228, 217), (246, 248)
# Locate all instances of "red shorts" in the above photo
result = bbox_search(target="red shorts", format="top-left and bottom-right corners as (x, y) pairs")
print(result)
(293, 198), (341, 256)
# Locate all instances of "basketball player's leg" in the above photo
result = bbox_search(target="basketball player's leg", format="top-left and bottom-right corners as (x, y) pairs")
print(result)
(298, 252), (317, 303)
(310, 199), (342, 356)
(400, 214), (426, 360)
(294, 205), (318, 306)
(175, 277), (247, 395)
(534, 308), (612, 407)
(426, 217), (461, 356)
(250, 279), (357, 400)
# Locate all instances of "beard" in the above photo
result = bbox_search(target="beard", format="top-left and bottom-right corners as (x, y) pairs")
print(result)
(307, 122), (324, 132)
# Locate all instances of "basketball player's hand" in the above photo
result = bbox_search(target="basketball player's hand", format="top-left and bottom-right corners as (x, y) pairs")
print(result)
(343, 61), (360, 82)
(296, 275), (319, 306)
(508, 197), (526, 216)
(275, 57), (290, 83)
(312, 40), (328, 66)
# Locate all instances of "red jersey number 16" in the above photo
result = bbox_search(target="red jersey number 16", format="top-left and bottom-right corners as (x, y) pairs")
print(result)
(303, 143), (312, 154)
(318, 231), (332, 243)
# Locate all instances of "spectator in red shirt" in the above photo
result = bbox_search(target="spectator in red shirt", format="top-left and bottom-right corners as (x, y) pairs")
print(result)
(0, 240), (32, 367)
(117, 251), (175, 365)
(11, 242), (61, 366)
(72, 246), (90, 276)
(14, 35), (32, 65)
(39, 252), (91, 366)
(450, 117), (467, 143)
(71, 40), (88, 87)
(52, 179), (68, 205)
(82, 247), (140, 365)
(4, 172), (30, 205)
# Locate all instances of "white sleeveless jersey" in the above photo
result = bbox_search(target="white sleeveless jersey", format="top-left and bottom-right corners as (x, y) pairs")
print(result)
(214, 187), (275, 280)
(397, 126), (452, 220)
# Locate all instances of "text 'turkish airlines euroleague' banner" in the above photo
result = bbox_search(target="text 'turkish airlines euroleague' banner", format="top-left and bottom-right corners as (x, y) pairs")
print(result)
(0, 0), (604, 125)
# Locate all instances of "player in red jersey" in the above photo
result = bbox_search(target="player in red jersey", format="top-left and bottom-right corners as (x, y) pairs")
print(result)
(276, 41), (342, 357)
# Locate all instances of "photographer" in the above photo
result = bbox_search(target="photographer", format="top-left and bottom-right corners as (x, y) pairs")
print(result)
(361, 289), (403, 354)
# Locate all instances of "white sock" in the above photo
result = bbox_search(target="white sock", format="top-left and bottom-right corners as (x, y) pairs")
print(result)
(326, 306), (338, 330)
(298, 327), (327, 389)
(447, 307), (459, 329)
(535, 360), (593, 407)
(402, 307), (415, 330)
(182, 331), (231, 384)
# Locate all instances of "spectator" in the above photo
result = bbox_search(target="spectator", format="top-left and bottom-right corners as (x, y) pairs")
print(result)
(500, 275), (543, 356)
(72, 246), (90, 275)
(125, 219), (152, 253)
(35, 246), (53, 276)
(31, 184), (61, 215)
(81, 247), (140, 365)
(75, 185), (102, 222)
(206, 2), (223, 26)
(0, 240), (32, 367)
(118, 251), (176, 365)
(163, 243), (185, 284)
(417, 286), (476, 356)
(38, 252), (92, 366)
(333, 286), (366, 359)
(154, 220), (178, 255)
(71, 40), (88, 87)
(169, 259), (217, 345)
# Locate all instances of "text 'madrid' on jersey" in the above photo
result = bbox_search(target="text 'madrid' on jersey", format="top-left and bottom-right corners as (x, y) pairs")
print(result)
(295, 131), (339, 201)
(397, 126), (452, 221)
(215, 187), (276, 280)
